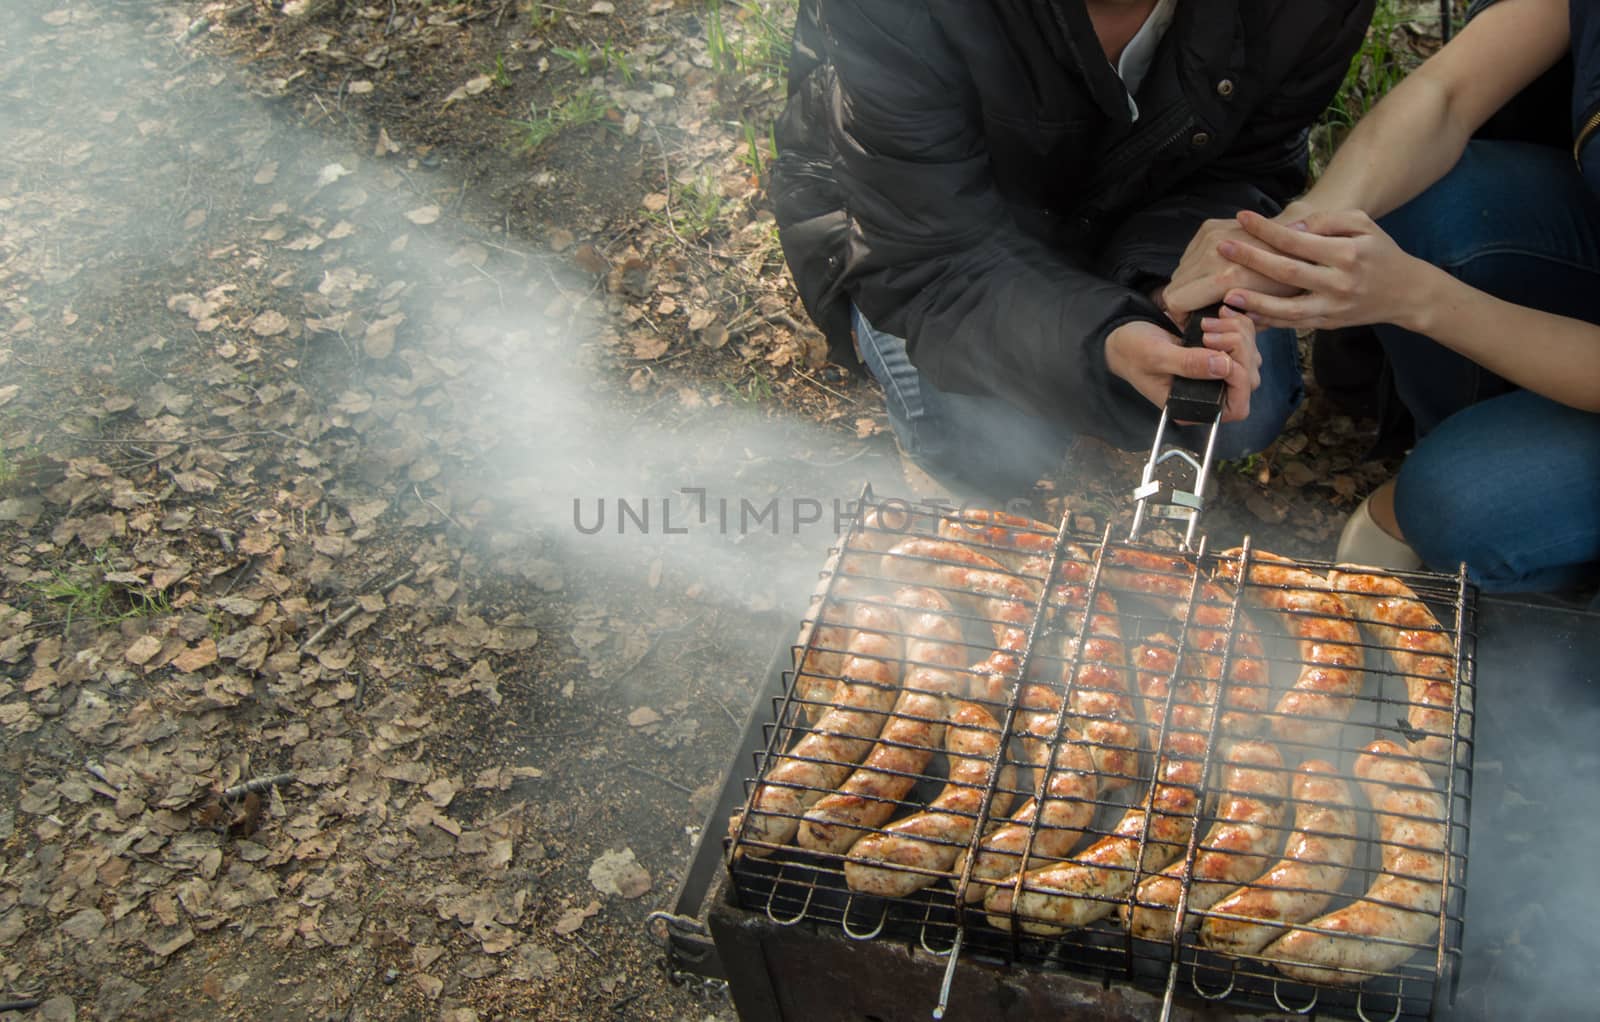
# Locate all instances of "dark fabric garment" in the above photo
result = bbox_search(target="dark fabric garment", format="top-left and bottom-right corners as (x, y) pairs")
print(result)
(772, 0), (1375, 449)
(1572, 0), (1600, 194)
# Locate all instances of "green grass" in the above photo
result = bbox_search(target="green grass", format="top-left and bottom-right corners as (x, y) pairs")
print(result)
(705, 0), (792, 87)
(1313, 0), (1430, 172)
(670, 173), (726, 237)
(509, 90), (611, 151)
(721, 369), (774, 404)
(31, 551), (171, 631)
(550, 40), (636, 84)
(480, 53), (512, 90)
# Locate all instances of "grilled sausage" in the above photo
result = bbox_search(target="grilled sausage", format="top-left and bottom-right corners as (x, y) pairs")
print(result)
(1103, 547), (1269, 734)
(843, 700), (1015, 898)
(799, 588), (967, 854)
(876, 538), (1040, 703)
(954, 733), (1098, 902)
(984, 728), (1209, 934)
(1198, 760), (1358, 957)
(930, 515), (1140, 784)
(1123, 740), (1288, 941)
(1131, 634), (1217, 744)
(1263, 740), (1449, 985)
(1328, 568), (1461, 772)
(794, 509), (903, 723)
(1215, 550), (1366, 746)
(735, 601), (903, 855)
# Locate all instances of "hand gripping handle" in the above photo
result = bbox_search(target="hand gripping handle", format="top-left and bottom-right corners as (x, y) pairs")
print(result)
(1165, 302), (1228, 424)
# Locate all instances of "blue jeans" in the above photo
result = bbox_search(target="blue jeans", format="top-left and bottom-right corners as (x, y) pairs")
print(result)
(853, 307), (1303, 496)
(1376, 141), (1600, 595)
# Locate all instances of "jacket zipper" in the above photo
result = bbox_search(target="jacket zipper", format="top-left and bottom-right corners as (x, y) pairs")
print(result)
(1081, 103), (1194, 205)
(1576, 106), (1600, 169)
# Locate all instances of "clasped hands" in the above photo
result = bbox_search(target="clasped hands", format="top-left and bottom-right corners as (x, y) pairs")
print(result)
(1109, 205), (1423, 421)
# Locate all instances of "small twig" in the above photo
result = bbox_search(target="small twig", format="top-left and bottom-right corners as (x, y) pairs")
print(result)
(623, 763), (693, 795)
(787, 445), (873, 470)
(303, 604), (361, 651)
(220, 772), (296, 802)
(84, 761), (121, 792)
(647, 122), (690, 249)
(791, 367), (858, 405)
(711, 694), (740, 730)
(413, 484), (465, 531)
(568, 933), (604, 960)
(302, 568), (415, 650)
(0, 999), (41, 1013)
(219, 555), (259, 597)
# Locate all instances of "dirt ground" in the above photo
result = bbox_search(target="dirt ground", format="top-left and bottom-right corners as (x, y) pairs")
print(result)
(0, 2), (1404, 1020)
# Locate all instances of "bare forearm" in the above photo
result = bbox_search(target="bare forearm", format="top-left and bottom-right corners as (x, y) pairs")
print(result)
(1409, 263), (1600, 413)
(1284, 75), (1469, 223)
(1286, 0), (1569, 223)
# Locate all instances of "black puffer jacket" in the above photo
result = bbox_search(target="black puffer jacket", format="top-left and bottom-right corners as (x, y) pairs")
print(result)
(774, 0), (1374, 448)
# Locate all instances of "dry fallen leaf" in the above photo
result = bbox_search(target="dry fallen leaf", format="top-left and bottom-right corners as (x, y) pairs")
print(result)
(588, 847), (651, 899)
(250, 310), (289, 337)
(552, 900), (600, 935)
(404, 205), (441, 226)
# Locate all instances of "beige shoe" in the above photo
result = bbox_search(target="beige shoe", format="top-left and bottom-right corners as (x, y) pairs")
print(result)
(1335, 494), (1422, 571)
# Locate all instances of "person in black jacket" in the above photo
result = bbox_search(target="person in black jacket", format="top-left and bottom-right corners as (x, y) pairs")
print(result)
(773, 0), (1376, 495)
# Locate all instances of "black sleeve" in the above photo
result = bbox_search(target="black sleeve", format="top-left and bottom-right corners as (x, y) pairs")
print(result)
(823, 0), (1164, 447)
(1098, 0), (1378, 291)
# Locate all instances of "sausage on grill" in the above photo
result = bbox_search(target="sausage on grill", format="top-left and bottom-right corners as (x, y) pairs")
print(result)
(984, 728), (1208, 934)
(1198, 760), (1358, 956)
(799, 588), (967, 854)
(954, 731), (1098, 902)
(794, 509), (902, 723)
(875, 538), (1040, 703)
(930, 514), (1140, 785)
(1215, 550), (1366, 746)
(1123, 739), (1288, 941)
(1328, 568), (1461, 772)
(843, 700), (1015, 898)
(1131, 634), (1216, 744)
(735, 601), (903, 855)
(1263, 740), (1449, 985)
(1103, 547), (1269, 734)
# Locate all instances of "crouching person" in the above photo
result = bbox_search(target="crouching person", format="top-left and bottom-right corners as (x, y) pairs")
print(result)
(772, 0), (1375, 496)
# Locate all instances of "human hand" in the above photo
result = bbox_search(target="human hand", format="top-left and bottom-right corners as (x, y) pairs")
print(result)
(1163, 217), (1303, 323)
(1217, 209), (1428, 331)
(1105, 308), (1260, 424)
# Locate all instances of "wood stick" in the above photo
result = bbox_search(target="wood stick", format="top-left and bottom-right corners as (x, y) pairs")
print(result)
(221, 772), (296, 802)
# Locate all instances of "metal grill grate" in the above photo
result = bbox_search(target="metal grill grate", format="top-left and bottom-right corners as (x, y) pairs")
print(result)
(723, 496), (1476, 1022)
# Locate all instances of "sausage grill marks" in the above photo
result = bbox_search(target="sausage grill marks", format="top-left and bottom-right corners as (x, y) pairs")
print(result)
(936, 514), (1142, 789)
(869, 536), (1038, 704)
(1199, 760), (1360, 956)
(984, 630), (1228, 935)
(1263, 740), (1449, 985)
(1101, 546), (1270, 735)
(793, 509), (903, 723)
(1215, 550), (1366, 747)
(1329, 568), (1461, 773)
(1122, 739), (1288, 941)
(843, 700), (1017, 898)
(737, 599), (904, 855)
(798, 587), (969, 855)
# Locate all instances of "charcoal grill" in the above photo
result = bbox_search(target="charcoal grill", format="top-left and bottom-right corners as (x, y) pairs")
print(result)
(654, 519), (1600, 1019)
(651, 334), (1590, 1019)
(682, 491), (1476, 1022)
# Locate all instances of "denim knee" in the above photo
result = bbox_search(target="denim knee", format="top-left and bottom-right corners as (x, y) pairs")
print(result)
(1391, 392), (1600, 593)
(1208, 327), (1303, 459)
